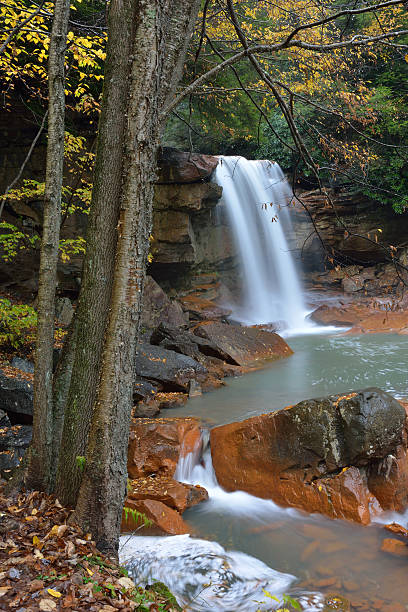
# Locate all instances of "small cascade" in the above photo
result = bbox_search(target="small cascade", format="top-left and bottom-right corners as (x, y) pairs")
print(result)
(214, 156), (309, 331)
(176, 430), (297, 519)
(120, 431), (326, 611)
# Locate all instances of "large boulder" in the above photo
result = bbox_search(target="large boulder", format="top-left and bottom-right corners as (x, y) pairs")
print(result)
(141, 276), (187, 330)
(157, 148), (218, 184)
(134, 343), (208, 391)
(210, 389), (408, 523)
(0, 370), (33, 423)
(192, 321), (293, 366)
(127, 416), (201, 479)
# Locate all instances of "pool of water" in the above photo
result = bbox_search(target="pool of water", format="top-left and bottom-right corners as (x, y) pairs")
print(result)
(170, 332), (408, 426)
(122, 332), (408, 611)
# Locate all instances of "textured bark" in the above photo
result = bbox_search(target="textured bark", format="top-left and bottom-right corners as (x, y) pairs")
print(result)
(50, 318), (77, 486)
(55, 0), (137, 505)
(72, 0), (201, 554)
(26, 0), (70, 492)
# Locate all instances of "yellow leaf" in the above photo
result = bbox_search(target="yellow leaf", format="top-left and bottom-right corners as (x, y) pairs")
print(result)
(47, 589), (62, 598)
(86, 567), (94, 576)
(33, 535), (41, 547)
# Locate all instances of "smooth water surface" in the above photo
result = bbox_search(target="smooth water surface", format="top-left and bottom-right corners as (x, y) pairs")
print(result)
(172, 332), (408, 426)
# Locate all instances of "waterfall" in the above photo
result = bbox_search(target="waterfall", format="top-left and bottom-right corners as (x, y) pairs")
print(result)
(214, 156), (308, 331)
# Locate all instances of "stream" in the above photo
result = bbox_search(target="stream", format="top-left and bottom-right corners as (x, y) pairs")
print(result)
(120, 331), (408, 610)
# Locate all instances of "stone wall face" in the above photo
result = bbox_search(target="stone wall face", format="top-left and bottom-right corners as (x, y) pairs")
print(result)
(149, 149), (237, 292)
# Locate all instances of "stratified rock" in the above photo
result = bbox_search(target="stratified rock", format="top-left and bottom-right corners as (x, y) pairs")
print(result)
(150, 322), (231, 362)
(121, 498), (190, 535)
(141, 276), (187, 329)
(127, 416), (201, 479)
(210, 388), (407, 523)
(0, 370), (33, 422)
(134, 344), (208, 391)
(193, 321), (293, 366)
(127, 475), (208, 513)
(157, 148), (218, 184)
(179, 294), (232, 321)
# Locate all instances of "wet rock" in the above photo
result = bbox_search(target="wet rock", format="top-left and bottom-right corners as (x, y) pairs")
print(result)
(150, 322), (230, 362)
(384, 522), (408, 538)
(133, 377), (158, 403)
(134, 344), (208, 392)
(192, 320), (293, 366)
(121, 498), (189, 535)
(0, 370), (33, 422)
(141, 276), (187, 330)
(381, 538), (408, 558)
(324, 595), (350, 611)
(132, 399), (161, 419)
(210, 388), (407, 523)
(127, 475), (208, 513)
(310, 302), (408, 333)
(157, 148), (218, 184)
(127, 416), (201, 479)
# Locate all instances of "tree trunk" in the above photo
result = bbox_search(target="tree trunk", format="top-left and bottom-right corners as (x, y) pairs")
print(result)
(26, 0), (70, 492)
(72, 0), (201, 554)
(55, 0), (138, 506)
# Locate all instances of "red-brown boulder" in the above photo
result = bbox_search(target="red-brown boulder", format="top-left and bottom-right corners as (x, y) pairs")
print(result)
(192, 321), (293, 366)
(127, 475), (208, 513)
(210, 388), (407, 523)
(121, 498), (189, 535)
(127, 416), (201, 479)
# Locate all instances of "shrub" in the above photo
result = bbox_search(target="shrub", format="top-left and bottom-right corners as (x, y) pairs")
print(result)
(0, 298), (37, 351)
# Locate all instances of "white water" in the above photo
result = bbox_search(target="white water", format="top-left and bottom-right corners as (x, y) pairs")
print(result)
(214, 156), (309, 331)
(121, 435), (325, 611)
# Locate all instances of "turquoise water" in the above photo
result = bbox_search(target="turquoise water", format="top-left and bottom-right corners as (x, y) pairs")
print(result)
(172, 332), (408, 426)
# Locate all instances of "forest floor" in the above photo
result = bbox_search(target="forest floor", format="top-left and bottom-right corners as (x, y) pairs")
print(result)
(0, 485), (181, 611)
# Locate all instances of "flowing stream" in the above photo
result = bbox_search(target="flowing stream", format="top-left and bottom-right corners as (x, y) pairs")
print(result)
(213, 156), (308, 331)
(120, 157), (408, 610)
(121, 333), (408, 611)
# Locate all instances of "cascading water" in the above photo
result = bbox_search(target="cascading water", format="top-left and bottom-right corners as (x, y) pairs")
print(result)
(214, 156), (308, 331)
(120, 432), (326, 611)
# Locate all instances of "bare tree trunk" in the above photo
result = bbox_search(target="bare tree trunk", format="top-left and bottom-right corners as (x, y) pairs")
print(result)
(72, 0), (200, 554)
(55, 0), (138, 506)
(26, 0), (70, 492)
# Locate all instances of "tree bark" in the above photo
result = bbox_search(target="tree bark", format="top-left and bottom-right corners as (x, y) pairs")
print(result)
(72, 0), (200, 554)
(26, 0), (70, 492)
(55, 0), (138, 505)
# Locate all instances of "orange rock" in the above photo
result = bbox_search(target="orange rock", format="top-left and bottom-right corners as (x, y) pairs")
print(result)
(127, 476), (208, 513)
(381, 538), (408, 557)
(311, 302), (408, 334)
(192, 320), (293, 366)
(210, 389), (407, 523)
(127, 416), (201, 479)
(368, 442), (408, 513)
(121, 498), (189, 535)
(384, 522), (408, 538)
